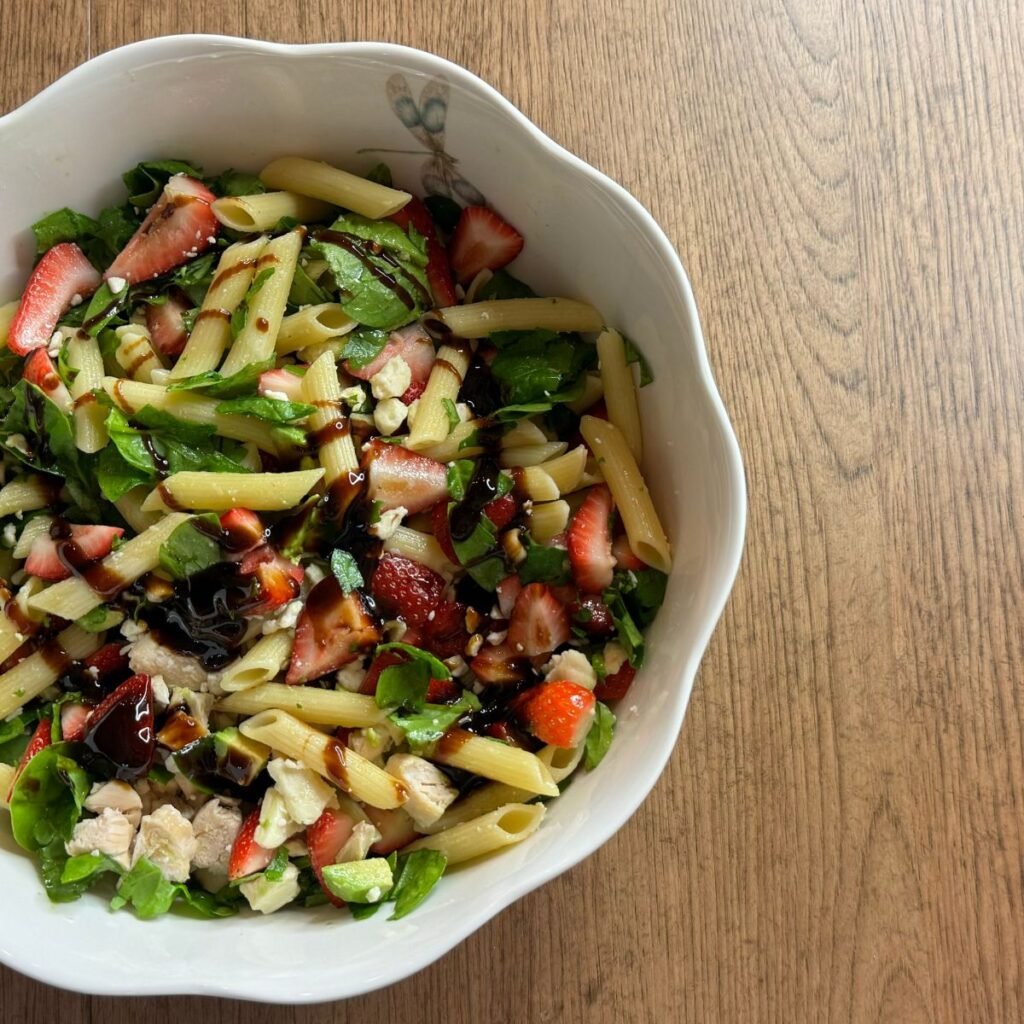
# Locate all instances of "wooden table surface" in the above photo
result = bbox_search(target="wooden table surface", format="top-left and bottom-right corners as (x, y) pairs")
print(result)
(2, 1), (1022, 1021)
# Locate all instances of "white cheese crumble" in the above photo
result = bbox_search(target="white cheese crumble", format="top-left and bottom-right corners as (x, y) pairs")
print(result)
(486, 628), (508, 645)
(373, 396), (408, 436)
(335, 661), (366, 693)
(107, 276), (127, 295)
(69, 293), (83, 307)
(2, 523), (16, 547)
(47, 331), (63, 357)
(261, 389), (290, 402)
(254, 786), (301, 849)
(261, 598), (303, 635)
(120, 618), (149, 641)
(543, 649), (597, 690)
(369, 505), (407, 540)
(339, 384), (368, 411)
(240, 862), (300, 914)
(370, 356), (412, 400)
(603, 641), (628, 677)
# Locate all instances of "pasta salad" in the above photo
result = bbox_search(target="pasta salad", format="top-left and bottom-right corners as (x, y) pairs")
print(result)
(0, 156), (670, 919)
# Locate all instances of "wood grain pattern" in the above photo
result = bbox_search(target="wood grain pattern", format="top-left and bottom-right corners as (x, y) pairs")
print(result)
(2, 0), (1023, 1020)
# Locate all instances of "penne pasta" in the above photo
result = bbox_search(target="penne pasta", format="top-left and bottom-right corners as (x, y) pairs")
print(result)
(382, 526), (458, 579)
(597, 329), (642, 461)
(211, 191), (335, 233)
(580, 415), (671, 572)
(431, 298), (603, 338)
(526, 500), (570, 544)
(259, 157), (411, 219)
(140, 469), (324, 513)
(0, 625), (103, 719)
(499, 441), (567, 468)
(515, 466), (559, 502)
(405, 341), (472, 451)
(220, 229), (303, 376)
(0, 477), (56, 519)
(430, 729), (559, 797)
(239, 709), (407, 809)
(303, 351), (360, 499)
(27, 513), (191, 620)
(169, 236), (268, 379)
(567, 371), (604, 414)
(216, 683), (386, 728)
(537, 743), (586, 783)
(415, 419), (483, 461)
(403, 803), (546, 865)
(219, 632), (294, 692)
(66, 333), (108, 453)
(536, 445), (588, 494)
(276, 303), (356, 354)
(11, 515), (52, 559)
(114, 486), (162, 534)
(418, 782), (532, 835)
(502, 419), (548, 448)
(115, 324), (164, 383)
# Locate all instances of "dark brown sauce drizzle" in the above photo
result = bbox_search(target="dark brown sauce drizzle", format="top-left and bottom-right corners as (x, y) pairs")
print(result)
(255, 317), (270, 333)
(37, 638), (71, 675)
(48, 519), (124, 598)
(314, 229), (429, 310)
(141, 435), (170, 476)
(323, 740), (350, 790)
(461, 357), (503, 418)
(435, 727), (473, 758)
(156, 482), (185, 511)
(194, 308), (231, 324)
(449, 458), (503, 542)
(210, 258), (257, 291)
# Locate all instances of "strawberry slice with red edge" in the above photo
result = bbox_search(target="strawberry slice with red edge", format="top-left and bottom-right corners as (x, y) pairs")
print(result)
(484, 493), (518, 531)
(25, 524), (125, 582)
(390, 197), (458, 306)
(401, 378), (426, 405)
(370, 552), (446, 629)
(424, 600), (469, 659)
(345, 322), (436, 385)
(145, 287), (193, 358)
(23, 348), (74, 412)
(612, 534), (646, 571)
(567, 484), (616, 594)
(60, 702), (91, 742)
(106, 175), (218, 284)
(358, 649), (408, 696)
(594, 661), (637, 702)
(568, 593), (615, 638)
(84, 641), (131, 680)
(6, 717), (52, 801)
(228, 807), (277, 881)
(365, 439), (448, 515)
(516, 680), (597, 748)
(80, 674), (154, 781)
(257, 366), (307, 403)
(364, 805), (421, 855)
(470, 640), (530, 684)
(286, 579), (381, 685)
(449, 206), (525, 284)
(239, 546), (303, 615)
(7, 243), (101, 355)
(218, 508), (267, 556)
(307, 806), (355, 908)
(507, 583), (571, 657)
(431, 501), (458, 563)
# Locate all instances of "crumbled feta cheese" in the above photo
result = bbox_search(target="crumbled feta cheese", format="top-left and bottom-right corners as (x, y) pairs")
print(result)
(365, 886), (383, 903)
(150, 674), (170, 711)
(370, 356), (411, 400)
(369, 505), (407, 540)
(85, 780), (143, 828)
(69, 293), (83, 307)
(373, 396), (408, 436)
(339, 384), (368, 411)
(131, 804), (197, 882)
(254, 786), (301, 849)
(6, 434), (30, 456)
(486, 629), (508, 645)
(191, 798), (243, 872)
(66, 807), (136, 869)
(261, 598), (303, 635)
(602, 641), (628, 677)
(304, 562), (326, 586)
(262, 389), (290, 402)
(2, 523), (16, 547)
(266, 759), (336, 826)
(120, 618), (149, 641)
(544, 649), (597, 690)
(47, 331), (63, 357)
(336, 821), (382, 863)
(240, 862), (300, 914)
(385, 754), (459, 828)
(206, 235), (217, 244)
(335, 661), (366, 692)
(107, 276), (127, 295)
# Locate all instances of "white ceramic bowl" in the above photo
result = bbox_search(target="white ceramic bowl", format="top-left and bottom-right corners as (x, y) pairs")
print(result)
(0, 36), (745, 1002)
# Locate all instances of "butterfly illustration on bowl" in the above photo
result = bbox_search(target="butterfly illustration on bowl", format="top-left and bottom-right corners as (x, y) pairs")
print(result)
(359, 74), (487, 206)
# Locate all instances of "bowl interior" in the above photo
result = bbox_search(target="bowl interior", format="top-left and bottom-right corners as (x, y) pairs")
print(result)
(0, 37), (744, 1002)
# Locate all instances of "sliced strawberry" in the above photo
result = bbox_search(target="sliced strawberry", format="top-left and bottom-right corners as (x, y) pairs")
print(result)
(81, 674), (154, 780)
(612, 534), (646, 571)
(594, 661), (637, 702)
(431, 501), (458, 563)
(424, 600), (469, 659)
(307, 807), (355, 908)
(106, 175), (218, 284)
(257, 366), (307, 403)
(218, 508), (266, 556)
(401, 378), (426, 405)
(484, 720), (532, 748)
(390, 197), (457, 306)
(449, 206), (524, 284)
(23, 349), (73, 412)
(286, 579), (381, 685)
(567, 484), (616, 594)
(365, 439), (448, 515)
(345, 322), (436, 385)
(7, 717), (52, 801)
(507, 583), (570, 657)
(25, 524), (125, 582)
(60, 701), (91, 742)
(426, 678), (461, 703)
(517, 681), (596, 748)
(569, 593), (615, 638)
(358, 649), (407, 697)
(370, 552), (445, 628)
(228, 807), (276, 881)
(363, 805), (420, 855)
(484, 493), (518, 531)
(7, 243), (101, 355)
(239, 546), (303, 615)
(145, 287), (193, 358)
(496, 574), (522, 619)
(84, 642), (131, 680)
(469, 641), (530, 684)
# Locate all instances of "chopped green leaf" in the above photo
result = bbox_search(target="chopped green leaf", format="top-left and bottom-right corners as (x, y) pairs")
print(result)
(215, 396), (314, 423)
(441, 398), (460, 433)
(159, 514), (222, 580)
(81, 281), (128, 337)
(330, 549), (364, 595)
(476, 269), (536, 301)
(339, 328), (391, 370)
(263, 846), (291, 882)
(389, 850), (447, 920)
(289, 261), (331, 306)
(165, 359), (274, 398)
(584, 702), (616, 770)
(622, 335), (654, 387)
(389, 693), (480, 752)
(110, 856), (238, 919)
(76, 605), (124, 633)
(123, 159), (202, 208)
(9, 743), (90, 853)
(518, 537), (570, 585)
(375, 660), (431, 711)
(375, 642), (452, 680)
(451, 514), (497, 565)
(0, 710), (38, 766)
(446, 460), (475, 501)
(422, 195), (462, 234)
(466, 555), (507, 591)
(365, 163), (393, 187)
(209, 168), (266, 198)
(31, 208), (99, 255)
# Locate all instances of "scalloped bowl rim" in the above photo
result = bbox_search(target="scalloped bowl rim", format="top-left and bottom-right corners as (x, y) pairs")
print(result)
(0, 35), (746, 1002)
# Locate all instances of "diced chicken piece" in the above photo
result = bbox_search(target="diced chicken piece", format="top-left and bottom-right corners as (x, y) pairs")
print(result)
(254, 786), (302, 849)
(191, 798), (243, 872)
(129, 632), (216, 691)
(131, 803), (197, 883)
(267, 758), (337, 826)
(602, 641), (628, 677)
(240, 862), (300, 914)
(66, 807), (136, 869)
(336, 821), (383, 864)
(385, 754), (458, 828)
(543, 649), (598, 690)
(84, 780), (144, 828)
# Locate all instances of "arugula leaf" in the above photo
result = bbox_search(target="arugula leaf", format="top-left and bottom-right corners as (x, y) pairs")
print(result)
(584, 702), (616, 770)
(493, 376), (586, 422)
(81, 281), (128, 337)
(330, 549), (364, 595)
(622, 335), (654, 388)
(172, 250), (219, 306)
(476, 268), (536, 301)
(389, 694), (481, 752)
(466, 555), (506, 591)
(209, 168), (266, 198)
(422, 195), (462, 234)
(76, 604), (123, 632)
(338, 328), (390, 370)
(375, 642), (452, 680)
(289, 261), (332, 306)
(31, 208), (99, 254)
(446, 460), (475, 501)
(9, 743), (90, 852)
(490, 331), (594, 408)
(440, 398), (460, 433)
(375, 660), (431, 711)
(451, 514), (497, 565)
(518, 537), (570, 585)
(95, 204), (140, 257)
(0, 710), (37, 766)
(165, 359), (274, 398)
(159, 514), (222, 580)
(215, 396), (314, 423)
(365, 163), (393, 187)
(123, 159), (202, 208)
(388, 850), (447, 920)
